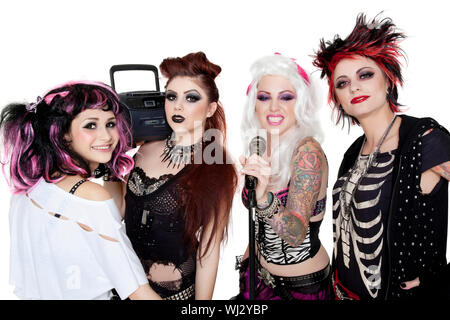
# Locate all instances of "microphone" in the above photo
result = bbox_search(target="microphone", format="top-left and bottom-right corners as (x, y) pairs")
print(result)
(245, 136), (267, 191)
(244, 136), (266, 300)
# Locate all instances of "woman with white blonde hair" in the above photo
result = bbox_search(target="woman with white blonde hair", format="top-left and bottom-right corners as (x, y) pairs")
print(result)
(236, 53), (331, 300)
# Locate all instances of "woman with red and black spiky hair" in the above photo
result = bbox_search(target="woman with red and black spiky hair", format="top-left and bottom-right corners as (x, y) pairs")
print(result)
(313, 13), (450, 300)
(314, 13), (406, 127)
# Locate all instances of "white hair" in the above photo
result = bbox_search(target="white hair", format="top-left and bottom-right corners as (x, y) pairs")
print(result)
(241, 54), (324, 188)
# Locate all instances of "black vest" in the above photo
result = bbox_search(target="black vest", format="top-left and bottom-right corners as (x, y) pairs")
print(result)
(335, 115), (449, 299)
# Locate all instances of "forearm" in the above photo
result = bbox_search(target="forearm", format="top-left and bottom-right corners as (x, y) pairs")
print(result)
(128, 284), (162, 300)
(432, 161), (450, 181)
(195, 243), (221, 300)
(268, 207), (309, 247)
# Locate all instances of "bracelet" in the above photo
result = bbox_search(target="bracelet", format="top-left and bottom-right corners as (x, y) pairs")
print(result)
(256, 194), (281, 220)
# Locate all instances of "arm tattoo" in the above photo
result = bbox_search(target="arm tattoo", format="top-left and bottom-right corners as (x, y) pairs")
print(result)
(268, 138), (324, 247)
(432, 161), (450, 181)
(423, 130), (450, 181)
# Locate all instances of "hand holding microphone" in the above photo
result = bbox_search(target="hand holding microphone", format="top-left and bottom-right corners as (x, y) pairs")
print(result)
(240, 136), (271, 204)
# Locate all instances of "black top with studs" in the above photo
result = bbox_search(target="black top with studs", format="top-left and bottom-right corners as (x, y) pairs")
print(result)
(335, 115), (450, 300)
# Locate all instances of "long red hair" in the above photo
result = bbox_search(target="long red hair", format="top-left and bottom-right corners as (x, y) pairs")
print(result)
(160, 52), (238, 261)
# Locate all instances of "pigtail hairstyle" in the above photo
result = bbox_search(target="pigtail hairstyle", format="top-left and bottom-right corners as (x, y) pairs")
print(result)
(0, 81), (134, 194)
(160, 52), (238, 261)
(312, 12), (406, 127)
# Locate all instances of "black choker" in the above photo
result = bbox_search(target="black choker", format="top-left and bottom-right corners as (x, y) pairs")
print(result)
(160, 135), (203, 169)
(93, 163), (113, 181)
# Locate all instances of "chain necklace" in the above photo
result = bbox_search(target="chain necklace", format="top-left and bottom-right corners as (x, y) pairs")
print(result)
(160, 135), (203, 169)
(339, 114), (397, 217)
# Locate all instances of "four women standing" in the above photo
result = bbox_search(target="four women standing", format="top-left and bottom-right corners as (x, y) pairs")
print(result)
(2, 14), (449, 300)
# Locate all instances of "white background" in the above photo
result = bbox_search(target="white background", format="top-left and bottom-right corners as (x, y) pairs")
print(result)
(0, 0), (449, 300)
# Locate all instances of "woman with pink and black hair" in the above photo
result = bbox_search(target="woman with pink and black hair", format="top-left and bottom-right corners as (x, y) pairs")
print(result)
(1, 81), (161, 300)
(313, 13), (450, 300)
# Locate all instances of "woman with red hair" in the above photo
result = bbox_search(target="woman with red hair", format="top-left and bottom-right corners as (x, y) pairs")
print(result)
(106, 52), (237, 300)
(313, 13), (450, 300)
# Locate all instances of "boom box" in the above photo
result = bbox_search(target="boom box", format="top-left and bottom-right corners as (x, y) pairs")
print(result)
(109, 64), (171, 142)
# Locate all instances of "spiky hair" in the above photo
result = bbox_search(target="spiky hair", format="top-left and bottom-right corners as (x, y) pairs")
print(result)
(313, 13), (406, 124)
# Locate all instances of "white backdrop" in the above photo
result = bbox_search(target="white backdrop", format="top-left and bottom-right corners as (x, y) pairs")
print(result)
(0, 0), (449, 300)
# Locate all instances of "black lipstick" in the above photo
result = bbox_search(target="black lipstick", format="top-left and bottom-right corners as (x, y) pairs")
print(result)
(172, 115), (185, 123)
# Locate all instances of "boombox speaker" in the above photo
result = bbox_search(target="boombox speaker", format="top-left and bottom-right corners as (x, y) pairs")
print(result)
(110, 64), (171, 142)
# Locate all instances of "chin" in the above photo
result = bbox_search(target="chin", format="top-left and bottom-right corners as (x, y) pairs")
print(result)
(265, 127), (282, 136)
(169, 121), (189, 132)
(92, 155), (113, 165)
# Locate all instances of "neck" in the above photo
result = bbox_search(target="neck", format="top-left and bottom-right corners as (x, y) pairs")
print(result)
(267, 126), (296, 158)
(357, 107), (395, 152)
(172, 130), (203, 147)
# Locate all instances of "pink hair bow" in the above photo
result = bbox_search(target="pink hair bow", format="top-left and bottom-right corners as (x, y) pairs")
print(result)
(246, 52), (310, 95)
(274, 52), (310, 85)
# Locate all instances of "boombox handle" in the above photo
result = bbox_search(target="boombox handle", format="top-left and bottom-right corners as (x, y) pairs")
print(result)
(109, 64), (160, 93)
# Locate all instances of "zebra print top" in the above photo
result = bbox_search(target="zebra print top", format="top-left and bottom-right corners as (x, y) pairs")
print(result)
(242, 187), (326, 265)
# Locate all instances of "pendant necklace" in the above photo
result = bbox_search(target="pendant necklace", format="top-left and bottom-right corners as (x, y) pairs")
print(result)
(339, 114), (397, 217)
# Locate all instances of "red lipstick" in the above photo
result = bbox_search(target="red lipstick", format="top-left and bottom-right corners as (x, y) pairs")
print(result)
(351, 95), (369, 104)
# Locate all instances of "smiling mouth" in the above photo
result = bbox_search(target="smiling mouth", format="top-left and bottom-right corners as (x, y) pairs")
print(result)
(172, 115), (185, 123)
(266, 115), (284, 125)
(351, 95), (370, 104)
(91, 144), (113, 151)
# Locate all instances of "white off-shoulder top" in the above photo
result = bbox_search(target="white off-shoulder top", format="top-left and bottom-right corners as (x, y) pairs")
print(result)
(9, 179), (148, 300)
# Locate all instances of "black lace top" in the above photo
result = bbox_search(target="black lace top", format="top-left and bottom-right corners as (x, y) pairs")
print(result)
(124, 166), (196, 299)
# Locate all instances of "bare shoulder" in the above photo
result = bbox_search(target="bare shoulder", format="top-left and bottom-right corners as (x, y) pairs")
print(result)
(292, 137), (326, 161)
(139, 140), (165, 154)
(75, 181), (112, 201)
(135, 140), (165, 162)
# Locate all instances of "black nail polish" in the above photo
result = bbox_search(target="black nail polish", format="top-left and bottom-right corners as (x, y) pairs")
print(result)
(400, 283), (406, 288)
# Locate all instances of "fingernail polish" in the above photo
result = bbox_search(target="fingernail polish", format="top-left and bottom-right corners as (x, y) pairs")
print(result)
(400, 283), (406, 288)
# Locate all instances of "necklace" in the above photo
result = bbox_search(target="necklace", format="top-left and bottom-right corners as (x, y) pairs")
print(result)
(339, 114), (397, 217)
(160, 134), (203, 169)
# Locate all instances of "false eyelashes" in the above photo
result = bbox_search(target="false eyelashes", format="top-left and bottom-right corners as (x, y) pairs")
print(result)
(256, 92), (296, 102)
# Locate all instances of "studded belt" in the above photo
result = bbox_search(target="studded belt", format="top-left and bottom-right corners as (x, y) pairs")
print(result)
(258, 264), (331, 289)
(163, 284), (195, 300)
(332, 270), (360, 300)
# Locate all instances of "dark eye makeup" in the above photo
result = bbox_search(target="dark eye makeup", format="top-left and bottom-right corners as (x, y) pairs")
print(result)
(256, 92), (271, 101)
(335, 67), (376, 89)
(359, 71), (374, 80)
(83, 122), (96, 129)
(106, 121), (116, 128)
(335, 80), (348, 89)
(186, 93), (201, 103)
(83, 120), (116, 130)
(165, 92), (177, 101)
(279, 93), (295, 101)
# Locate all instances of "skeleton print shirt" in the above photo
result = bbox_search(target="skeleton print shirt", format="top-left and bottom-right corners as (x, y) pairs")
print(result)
(333, 149), (395, 299)
(333, 127), (450, 299)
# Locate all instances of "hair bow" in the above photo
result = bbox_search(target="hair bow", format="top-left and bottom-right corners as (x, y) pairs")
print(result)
(25, 96), (42, 113)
